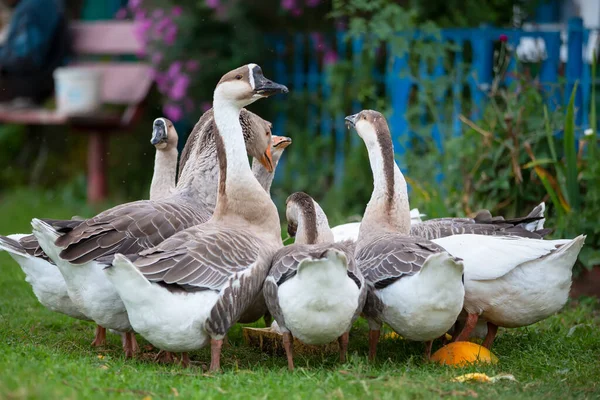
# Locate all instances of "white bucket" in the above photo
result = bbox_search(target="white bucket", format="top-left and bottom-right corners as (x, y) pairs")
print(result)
(53, 67), (103, 115)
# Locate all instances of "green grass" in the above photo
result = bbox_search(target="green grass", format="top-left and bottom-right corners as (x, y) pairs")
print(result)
(1, 189), (600, 399)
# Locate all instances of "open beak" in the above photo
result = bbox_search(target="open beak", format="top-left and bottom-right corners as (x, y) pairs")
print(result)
(252, 69), (289, 97)
(151, 119), (168, 146)
(273, 136), (292, 149)
(259, 145), (274, 173)
(345, 113), (358, 128)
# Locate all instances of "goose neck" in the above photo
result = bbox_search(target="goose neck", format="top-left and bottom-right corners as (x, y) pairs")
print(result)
(150, 147), (178, 200)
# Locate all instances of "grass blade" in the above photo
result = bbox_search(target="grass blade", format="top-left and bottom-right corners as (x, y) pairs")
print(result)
(564, 82), (580, 211)
(543, 105), (558, 162)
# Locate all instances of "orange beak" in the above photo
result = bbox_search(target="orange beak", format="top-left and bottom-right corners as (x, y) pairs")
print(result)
(272, 136), (292, 150)
(259, 145), (274, 173)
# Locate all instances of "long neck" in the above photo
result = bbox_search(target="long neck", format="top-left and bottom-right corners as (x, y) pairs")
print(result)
(212, 99), (281, 242)
(251, 153), (282, 194)
(174, 122), (219, 210)
(149, 147), (178, 200)
(358, 140), (411, 241)
(295, 206), (334, 245)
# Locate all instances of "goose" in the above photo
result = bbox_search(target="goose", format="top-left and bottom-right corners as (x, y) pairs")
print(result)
(330, 208), (425, 243)
(263, 192), (367, 370)
(446, 232), (585, 348)
(346, 110), (465, 361)
(0, 118), (183, 348)
(252, 135), (292, 194)
(102, 63), (288, 371)
(30, 103), (276, 358)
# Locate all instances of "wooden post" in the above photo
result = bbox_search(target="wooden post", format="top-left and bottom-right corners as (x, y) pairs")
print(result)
(87, 131), (108, 204)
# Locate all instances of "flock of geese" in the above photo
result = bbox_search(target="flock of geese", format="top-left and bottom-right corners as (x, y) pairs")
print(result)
(0, 64), (586, 372)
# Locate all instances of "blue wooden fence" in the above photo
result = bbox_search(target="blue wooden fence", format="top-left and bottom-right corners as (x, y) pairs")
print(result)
(268, 17), (598, 183)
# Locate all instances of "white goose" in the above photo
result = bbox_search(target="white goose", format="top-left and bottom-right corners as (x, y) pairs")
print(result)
(263, 192), (367, 370)
(103, 63), (288, 371)
(0, 119), (181, 348)
(346, 110), (465, 360)
(330, 209), (425, 243)
(30, 105), (275, 357)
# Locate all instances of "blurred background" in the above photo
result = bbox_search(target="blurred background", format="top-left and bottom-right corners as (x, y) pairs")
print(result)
(0, 0), (599, 287)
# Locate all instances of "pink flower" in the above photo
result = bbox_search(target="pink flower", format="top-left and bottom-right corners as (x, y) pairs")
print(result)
(128, 0), (143, 11)
(115, 8), (128, 19)
(206, 0), (220, 9)
(133, 20), (152, 42)
(305, 0), (320, 6)
(152, 9), (164, 19)
(167, 61), (182, 79)
(499, 34), (508, 42)
(323, 49), (338, 65)
(151, 52), (163, 65)
(186, 60), (200, 72)
(172, 6), (183, 17)
(281, 0), (295, 11)
(163, 104), (183, 121)
(164, 25), (178, 45)
(155, 73), (169, 93)
(291, 8), (303, 16)
(170, 75), (190, 101)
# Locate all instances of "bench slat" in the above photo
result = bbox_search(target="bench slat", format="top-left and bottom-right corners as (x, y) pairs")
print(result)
(71, 21), (143, 55)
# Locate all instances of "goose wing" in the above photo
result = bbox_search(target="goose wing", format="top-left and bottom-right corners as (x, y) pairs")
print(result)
(49, 200), (209, 265)
(410, 218), (547, 240)
(133, 224), (268, 337)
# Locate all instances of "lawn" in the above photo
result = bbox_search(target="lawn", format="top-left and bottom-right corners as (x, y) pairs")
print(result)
(1, 189), (599, 400)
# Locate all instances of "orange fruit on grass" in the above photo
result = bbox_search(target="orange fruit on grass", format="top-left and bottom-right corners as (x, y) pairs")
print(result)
(431, 341), (498, 366)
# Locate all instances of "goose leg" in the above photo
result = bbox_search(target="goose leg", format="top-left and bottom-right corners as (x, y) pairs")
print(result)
(282, 332), (294, 371)
(368, 329), (380, 362)
(338, 331), (349, 363)
(180, 352), (190, 368)
(123, 332), (139, 358)
(90, 325), (106, 347)
(209, 338), (223, 372)
(423, 340), (433, 360)
(154, 350), (174, 364)
(482, 322), (499, 349)
(454, 313), (479, 342)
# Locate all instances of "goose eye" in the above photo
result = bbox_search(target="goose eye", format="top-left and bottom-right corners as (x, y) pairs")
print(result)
(362, 115), (367, 120)
(235, 74), (243, 80)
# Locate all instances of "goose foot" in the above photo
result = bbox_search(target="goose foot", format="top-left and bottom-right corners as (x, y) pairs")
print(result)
(338, 331), (349, 363)
(454, 313), (479, 342)
(180, 352), (190, 368)
(91, 325), (106, 347)
(482, 322), (498, 349)
(368, 330), (380, 362)
(154, 350), (174, 364)
(282, 332), (294, 371)
(423, 340), (433, 361)
(123, 332), (139, 359)
(209, 339), (223, 372)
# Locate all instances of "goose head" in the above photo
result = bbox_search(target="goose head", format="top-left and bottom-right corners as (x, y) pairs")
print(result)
(345, 110), (390, 150)
(151, 117), (178, 151)
(241, 110), (276, 172)
(272, 135), (292, 164)
(285, 192), (333, 245)
(214, 64), (288, 108)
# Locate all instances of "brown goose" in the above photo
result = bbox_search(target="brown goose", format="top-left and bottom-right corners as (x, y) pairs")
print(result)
(30, 100), (276, 358)
(346, 110), (465, 361)
(263, 192), (366, 370)
(102, 64), (288, 371)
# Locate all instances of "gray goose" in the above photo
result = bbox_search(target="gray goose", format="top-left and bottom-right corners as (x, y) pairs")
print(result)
(346, 110), (465, 361)
(103, 64), (288, 372)
(263, 192), (366, 370)
(29, 103), (276, 358)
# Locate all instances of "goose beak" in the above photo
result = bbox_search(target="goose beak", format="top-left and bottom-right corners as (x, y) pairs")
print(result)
(259, 145), (274, 173)
(252, 68), (289, 97)
(345, 113), (358, 128)
(273, 136), (292, 150)
(151, 119), (168, 148)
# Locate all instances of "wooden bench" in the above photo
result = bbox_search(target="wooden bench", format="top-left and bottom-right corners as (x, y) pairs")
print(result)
(0, 20), (153, 203)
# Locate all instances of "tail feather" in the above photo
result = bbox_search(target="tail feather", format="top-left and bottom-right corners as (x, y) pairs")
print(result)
(104, 253), (150, 287)
(31, 218), (64, 263)
(0, 235), (27, 257)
